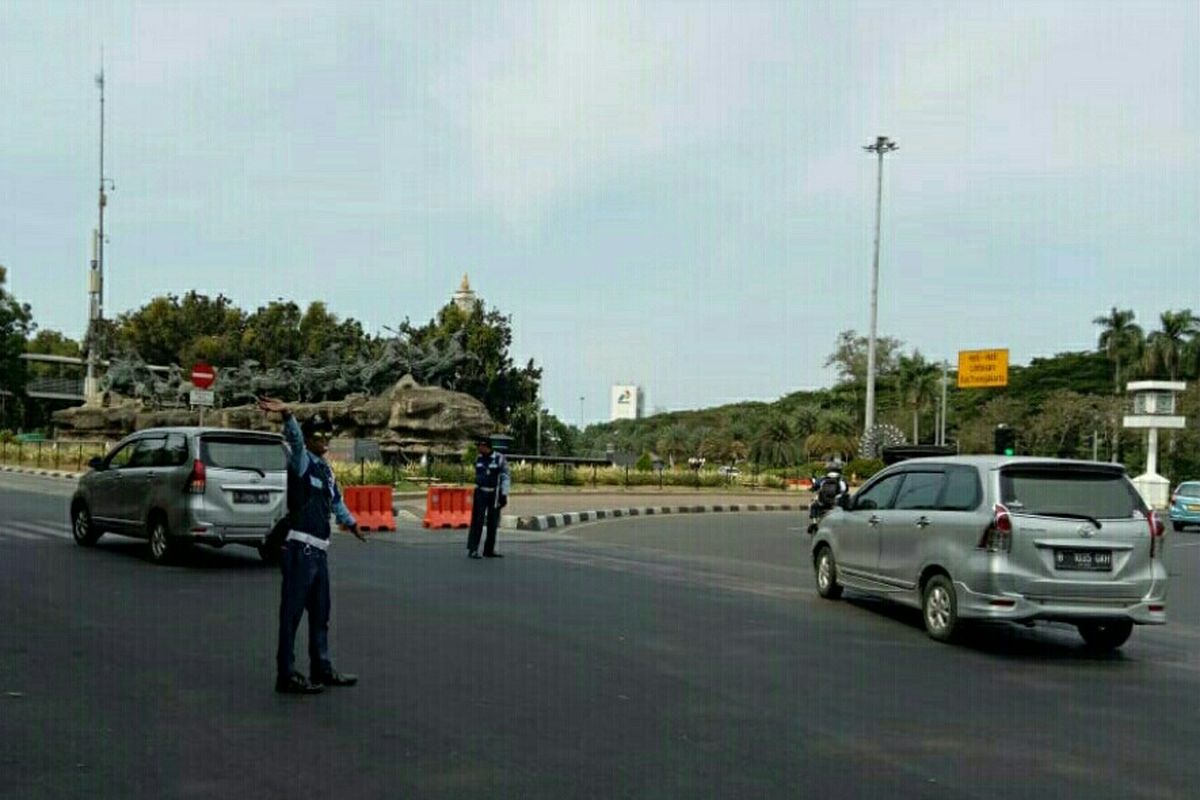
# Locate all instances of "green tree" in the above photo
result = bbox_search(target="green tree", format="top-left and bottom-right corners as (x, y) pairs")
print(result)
(1144, 309), (1199, 381)
(0, 266), (35, 426)
(750, 414), (798, 467)
(824, 329), (905, 384)
(1093, 307), (1144, 394)
(24, 329), (82, 377)
(1093, 307), (1145, 461)
(895, 352), (941, 443)
(239, 300), (304, 365)
(656, 423), (691, 468)
(399, 300), (540, 424)
(115, 292), (245, 366)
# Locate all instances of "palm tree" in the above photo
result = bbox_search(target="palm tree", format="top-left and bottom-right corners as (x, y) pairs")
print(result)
(656, 424), (691, 468)
(1145, 309), (1199, 380)
(1093, 307), (1144, 462)
(895, 353), (940, 443)
(1093, 307), (1144, 394)
(750, 414), (798, 467)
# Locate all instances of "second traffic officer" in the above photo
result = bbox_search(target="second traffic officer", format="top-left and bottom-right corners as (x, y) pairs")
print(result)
(467, 435), (510, 559)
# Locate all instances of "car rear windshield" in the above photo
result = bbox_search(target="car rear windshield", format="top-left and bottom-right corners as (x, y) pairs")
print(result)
(1000, 467), (1146, 520)
(200, 436), (286, 473)
(1178, 484), (1200, 499)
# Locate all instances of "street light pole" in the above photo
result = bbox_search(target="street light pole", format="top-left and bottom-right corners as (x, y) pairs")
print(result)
(579, 396), (585, 431)
(862, 135), (898, 439)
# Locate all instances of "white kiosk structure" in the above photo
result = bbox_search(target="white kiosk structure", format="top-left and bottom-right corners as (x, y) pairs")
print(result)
(1123, 381), (1187, 508)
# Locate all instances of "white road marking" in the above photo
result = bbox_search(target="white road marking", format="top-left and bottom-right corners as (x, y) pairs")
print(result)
(1171, 541), (1200, 548)
(7, 520), (72, 540)
(0, 529), (42, 541)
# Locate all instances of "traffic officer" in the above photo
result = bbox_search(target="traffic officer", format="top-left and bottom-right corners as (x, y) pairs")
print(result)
(258, 397), (366, 695)
(467, 435), (510, 559)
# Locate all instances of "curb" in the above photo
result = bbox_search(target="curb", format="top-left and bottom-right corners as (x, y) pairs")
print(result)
(514, 503), (799, 531)
(0, 465), (83, 480)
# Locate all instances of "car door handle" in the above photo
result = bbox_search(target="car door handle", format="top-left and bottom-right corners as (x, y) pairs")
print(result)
(915, 516), (931, 528)
(868, 515), (881, 526)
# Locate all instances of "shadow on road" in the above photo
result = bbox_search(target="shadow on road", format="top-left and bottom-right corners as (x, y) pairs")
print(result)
(88, 537), (269, 570)
(843, 594), (1132, 664)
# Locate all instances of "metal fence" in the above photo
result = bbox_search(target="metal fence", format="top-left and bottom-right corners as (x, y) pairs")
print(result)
(0, 440), (110, 473)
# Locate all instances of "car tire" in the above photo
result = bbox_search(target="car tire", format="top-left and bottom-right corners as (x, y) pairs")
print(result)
(814, 546), (843, 600)
(922, 574), (960, 643)
(71, 504), (102, 547)
(1172, 521), (1185, 533)
(147, 516), (184, 565)
(1077, 620), (1133, 651)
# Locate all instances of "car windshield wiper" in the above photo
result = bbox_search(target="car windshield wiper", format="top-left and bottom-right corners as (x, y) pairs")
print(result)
(1029, 511), (1103, 529)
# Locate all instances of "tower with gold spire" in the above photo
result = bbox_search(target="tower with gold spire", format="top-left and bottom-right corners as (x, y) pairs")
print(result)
(453, 273), (477, 312)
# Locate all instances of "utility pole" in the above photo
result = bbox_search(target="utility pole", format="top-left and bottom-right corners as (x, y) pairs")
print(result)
(939, 360), (948, 446)
(85, 55), (112, 405)
(862, 135), (898, 439)
(535, 390), (542, 457)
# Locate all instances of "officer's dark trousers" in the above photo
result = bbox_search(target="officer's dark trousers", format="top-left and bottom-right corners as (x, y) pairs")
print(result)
(467, 489), (501, 555)
(276, 540), (332, 680)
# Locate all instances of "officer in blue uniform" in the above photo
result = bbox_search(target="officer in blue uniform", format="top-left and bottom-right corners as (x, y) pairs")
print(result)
(258, 397), (366, 695)
(467, 435), (510, 559)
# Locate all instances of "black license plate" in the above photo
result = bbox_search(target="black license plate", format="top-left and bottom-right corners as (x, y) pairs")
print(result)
(233, 491), (269, 505)
(1054, 549), (1112, 572)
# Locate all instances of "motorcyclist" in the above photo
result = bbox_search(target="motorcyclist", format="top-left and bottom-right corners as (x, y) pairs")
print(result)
(807, 467), (850, 534)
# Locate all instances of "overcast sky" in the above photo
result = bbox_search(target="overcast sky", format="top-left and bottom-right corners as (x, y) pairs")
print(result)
(2, 0), (1197, 423)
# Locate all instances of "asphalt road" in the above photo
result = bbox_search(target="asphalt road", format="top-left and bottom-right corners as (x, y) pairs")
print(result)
(2, 472), (1199, 799)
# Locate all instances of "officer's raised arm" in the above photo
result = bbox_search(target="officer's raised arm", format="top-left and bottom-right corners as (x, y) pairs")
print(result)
(258, 396), (308, 475)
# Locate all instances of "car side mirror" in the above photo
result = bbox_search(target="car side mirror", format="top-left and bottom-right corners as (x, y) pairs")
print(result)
(88, 457), (105, 471)
(837, 494), (851, 511)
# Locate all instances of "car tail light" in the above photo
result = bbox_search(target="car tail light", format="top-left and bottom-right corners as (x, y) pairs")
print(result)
(979, 504), (1013, 552)
(1147, 509), (1165, 558)
(187, 459), (206, 494)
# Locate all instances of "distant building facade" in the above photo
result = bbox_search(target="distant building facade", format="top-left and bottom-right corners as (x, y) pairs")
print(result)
(610, 384), (644, 421)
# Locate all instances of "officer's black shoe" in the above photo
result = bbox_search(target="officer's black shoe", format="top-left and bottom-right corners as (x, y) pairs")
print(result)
(275, 673), (324, 695)
(467, 551), (482, 559)
(483, 552), (503, 558)
(313, 670), (358, 687)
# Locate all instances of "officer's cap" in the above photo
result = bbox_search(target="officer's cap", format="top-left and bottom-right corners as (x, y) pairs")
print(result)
(302, 414), (333, 437)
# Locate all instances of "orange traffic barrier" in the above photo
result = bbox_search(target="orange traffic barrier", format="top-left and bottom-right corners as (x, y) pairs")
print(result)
(343, 485), (397, 532)
(423, 486), (474, 529)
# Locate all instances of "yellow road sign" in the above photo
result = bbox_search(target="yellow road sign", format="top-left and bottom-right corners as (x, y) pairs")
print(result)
(957, 349), (1009, 388)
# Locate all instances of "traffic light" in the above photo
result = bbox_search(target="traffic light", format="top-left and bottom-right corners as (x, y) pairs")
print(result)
(994, 424), (1016, 456)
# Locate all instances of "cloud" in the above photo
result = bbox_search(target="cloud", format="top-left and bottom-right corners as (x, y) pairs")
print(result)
(428, 2), (798, 227)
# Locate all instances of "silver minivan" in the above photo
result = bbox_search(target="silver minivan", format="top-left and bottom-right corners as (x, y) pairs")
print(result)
(70, 427), (288, 564)
(810, 456), (1167, 649)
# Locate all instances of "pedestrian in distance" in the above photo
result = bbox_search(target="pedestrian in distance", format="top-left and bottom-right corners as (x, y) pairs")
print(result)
(257, 396), (367, 695)
(467, 435), (510, 559)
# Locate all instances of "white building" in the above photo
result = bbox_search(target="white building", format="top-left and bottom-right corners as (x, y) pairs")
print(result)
(610, 384), (644, 421)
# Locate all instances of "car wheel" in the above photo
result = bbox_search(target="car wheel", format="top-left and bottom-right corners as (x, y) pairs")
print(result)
(814, 546), (843, 600)
(922, 574), (959, 643)
(71, 504), (102, 547)
(1077, 620), (1133, 650)
(147, 516), (184, 565)
(1172, 521), (1183, 532)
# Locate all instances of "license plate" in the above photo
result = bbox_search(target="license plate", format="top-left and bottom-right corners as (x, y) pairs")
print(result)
(1187, 504), (1200, 512)
(233, 490), (269, 504)
(1054, 549), (1112, 572)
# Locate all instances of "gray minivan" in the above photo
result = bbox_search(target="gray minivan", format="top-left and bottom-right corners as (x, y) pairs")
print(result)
(70, 427), (288, 564)
(810, 456), (1167, 649)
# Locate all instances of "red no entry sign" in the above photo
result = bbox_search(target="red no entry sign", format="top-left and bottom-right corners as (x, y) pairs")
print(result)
(191, 362), (216, 389)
